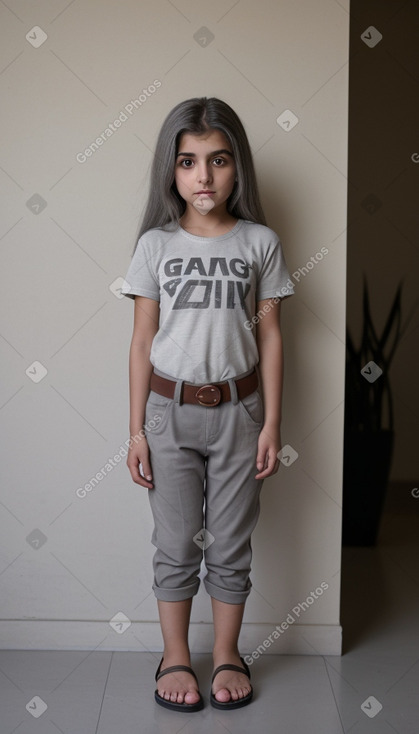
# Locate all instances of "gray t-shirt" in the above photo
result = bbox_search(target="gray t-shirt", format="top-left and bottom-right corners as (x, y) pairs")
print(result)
(122, 219), (294, 382)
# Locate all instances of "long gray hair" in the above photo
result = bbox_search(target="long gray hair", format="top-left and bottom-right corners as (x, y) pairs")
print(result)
(133, 97), (266, 250)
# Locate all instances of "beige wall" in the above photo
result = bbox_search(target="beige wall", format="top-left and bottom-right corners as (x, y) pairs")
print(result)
(0, 0), (348, 655)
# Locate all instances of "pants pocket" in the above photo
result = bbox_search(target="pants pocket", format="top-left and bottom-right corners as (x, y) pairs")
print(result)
(238, 389), (264, 426)
(145, 390), (173, 436)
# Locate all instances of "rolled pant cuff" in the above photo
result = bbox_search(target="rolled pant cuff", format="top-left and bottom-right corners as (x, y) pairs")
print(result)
(152, 579), (200, 602)
(204, 579), (251, 604)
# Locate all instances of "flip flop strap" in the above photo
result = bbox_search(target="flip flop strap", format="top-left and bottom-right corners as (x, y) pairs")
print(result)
(156, 663), (198, 683)
(211, 660), (251, 684)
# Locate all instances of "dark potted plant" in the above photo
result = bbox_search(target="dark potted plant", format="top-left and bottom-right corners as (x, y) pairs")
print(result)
(342, 280), (410, 545)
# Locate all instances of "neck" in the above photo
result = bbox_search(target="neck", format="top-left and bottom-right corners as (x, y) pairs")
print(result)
(180, 208), (238, 237)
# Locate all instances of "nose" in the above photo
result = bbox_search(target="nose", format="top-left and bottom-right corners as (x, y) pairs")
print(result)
(197, 162), (211, 183)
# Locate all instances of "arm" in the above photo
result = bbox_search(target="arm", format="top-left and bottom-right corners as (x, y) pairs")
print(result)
(254, 298), (284, 480)
(126, 295), (160, 488)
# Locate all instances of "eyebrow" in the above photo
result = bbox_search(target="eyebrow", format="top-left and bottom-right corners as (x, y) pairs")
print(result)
(176, 148), (234, 158)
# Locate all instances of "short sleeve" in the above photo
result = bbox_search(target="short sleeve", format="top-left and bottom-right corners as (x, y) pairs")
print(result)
(121, 237), (160, 301)
(256, 238), (294, 301)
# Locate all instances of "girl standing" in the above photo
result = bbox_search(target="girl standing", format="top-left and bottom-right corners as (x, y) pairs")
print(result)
(122, 97), (294, 712)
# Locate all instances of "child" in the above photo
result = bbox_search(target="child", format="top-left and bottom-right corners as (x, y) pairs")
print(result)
(122, 97), (294, 712)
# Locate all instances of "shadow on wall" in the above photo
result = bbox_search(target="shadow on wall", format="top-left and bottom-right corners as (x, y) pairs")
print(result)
(343, 0), (419, 546)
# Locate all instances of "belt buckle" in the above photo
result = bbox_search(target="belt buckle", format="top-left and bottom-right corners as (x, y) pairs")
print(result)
(195, 384), (221, 407)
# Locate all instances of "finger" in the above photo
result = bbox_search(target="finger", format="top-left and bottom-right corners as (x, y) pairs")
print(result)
(130, 470), (153, 488)
(256, 446), (268, 472)
(127, 458), (154, 488)
(255, 452), (279, 479)
(140, 458), (153, 483)
(255, 467), (269, 479)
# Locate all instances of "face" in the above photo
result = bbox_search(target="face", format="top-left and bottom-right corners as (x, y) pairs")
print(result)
(174, 129), (236, 216)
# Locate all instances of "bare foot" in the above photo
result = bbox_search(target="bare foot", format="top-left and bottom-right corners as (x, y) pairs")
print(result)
(156, 658), (201, 705)
(212, 653), (252, 703)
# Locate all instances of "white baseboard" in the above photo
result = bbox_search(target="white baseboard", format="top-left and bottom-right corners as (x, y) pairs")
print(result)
(0, 621), (342, 655)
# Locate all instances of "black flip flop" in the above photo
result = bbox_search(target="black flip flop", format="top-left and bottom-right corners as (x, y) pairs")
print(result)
(154, 657), (204, 712)
(210, 656), (253, 710)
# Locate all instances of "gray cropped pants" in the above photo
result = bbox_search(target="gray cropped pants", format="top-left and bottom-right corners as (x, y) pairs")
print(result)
(144, 370), (264, 605)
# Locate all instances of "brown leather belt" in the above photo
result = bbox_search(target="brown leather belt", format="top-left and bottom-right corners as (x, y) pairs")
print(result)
(149, 370), (258, 407)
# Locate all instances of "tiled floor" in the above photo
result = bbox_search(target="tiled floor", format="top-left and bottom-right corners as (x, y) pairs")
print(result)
(1, 485), (418, 734)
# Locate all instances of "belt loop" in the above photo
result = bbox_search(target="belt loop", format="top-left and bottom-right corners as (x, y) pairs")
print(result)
(173, 378), (184, 405)
(228, 377), (239, 405)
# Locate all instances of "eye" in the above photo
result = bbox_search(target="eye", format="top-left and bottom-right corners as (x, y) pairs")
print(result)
(213, 157), (226, 166)
(179, 158), (194, 168)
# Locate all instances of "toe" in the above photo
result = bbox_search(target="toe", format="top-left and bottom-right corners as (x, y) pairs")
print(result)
(157, 668), (200, 707)
(214, 687), (231, 702)
(184, 689), (200, 705)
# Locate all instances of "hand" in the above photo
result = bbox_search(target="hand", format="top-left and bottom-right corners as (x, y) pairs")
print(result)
(255, 425), (281, 480)
(126, 436), (154, 488)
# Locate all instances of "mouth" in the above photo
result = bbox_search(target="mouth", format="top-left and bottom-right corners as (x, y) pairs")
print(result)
(195, 190), (215, 195)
